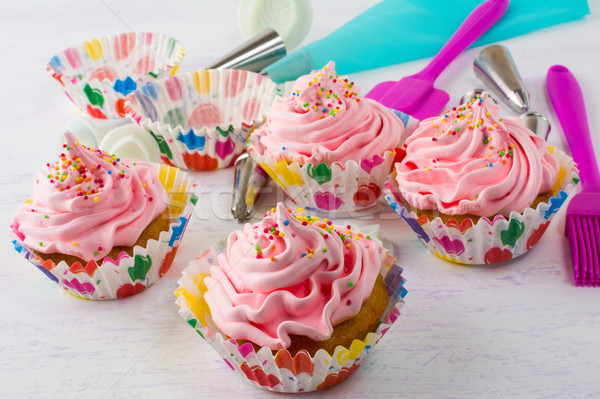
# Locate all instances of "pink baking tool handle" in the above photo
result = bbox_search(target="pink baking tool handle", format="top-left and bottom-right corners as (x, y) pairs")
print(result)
(366, 0), (509, 101)
(416, 0), (509, 82)
(546, 65), (600, 191)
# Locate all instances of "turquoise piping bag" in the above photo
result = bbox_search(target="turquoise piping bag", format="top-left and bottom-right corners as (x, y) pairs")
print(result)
(263, 0), (590, 83)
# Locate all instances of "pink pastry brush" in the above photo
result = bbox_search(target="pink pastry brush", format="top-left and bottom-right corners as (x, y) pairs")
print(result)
(366, 0), (509, 121)
(547, 65), (600, 287)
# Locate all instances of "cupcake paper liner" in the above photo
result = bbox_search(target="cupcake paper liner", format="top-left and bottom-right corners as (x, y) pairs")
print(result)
(47, 32), (185, 119)
(250, 148), (403, 217)
(385, 146), (580, 264)
(12, 164), (197, 300)
(125, 69), (279, 170)
(174, 244), (407, 392)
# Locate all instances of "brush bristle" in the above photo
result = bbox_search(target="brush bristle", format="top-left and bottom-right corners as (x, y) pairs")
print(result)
(568, 216), (600, 287)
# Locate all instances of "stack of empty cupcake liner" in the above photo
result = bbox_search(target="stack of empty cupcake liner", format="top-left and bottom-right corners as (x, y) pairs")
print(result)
(125, 69), (279, 169)
(47, 32), (185, 119)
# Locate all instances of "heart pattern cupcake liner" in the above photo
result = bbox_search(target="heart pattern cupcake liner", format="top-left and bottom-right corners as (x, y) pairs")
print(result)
(250, 148), (404, 217)
(174, 244), (407, 393)
(47, 32), (185, 119)
(125, 69), (279, 170)
(385, 146), (580, 264)
(12, 164), (197, 299)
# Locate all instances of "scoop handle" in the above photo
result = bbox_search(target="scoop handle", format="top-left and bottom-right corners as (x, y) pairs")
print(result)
(419, 0), (509, 81)
(546, 65), (600, 190)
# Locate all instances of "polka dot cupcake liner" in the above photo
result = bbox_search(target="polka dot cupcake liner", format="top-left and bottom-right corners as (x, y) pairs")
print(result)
(12, 164), (197, 300)
(125, 69), (279, 170)
(250, 148), (402, 217)
(47, 32), (185, 119)
(385, 146), (580, 264)
(174, 243), (407, 393)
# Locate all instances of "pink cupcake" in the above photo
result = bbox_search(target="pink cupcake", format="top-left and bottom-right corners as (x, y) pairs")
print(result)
(175, 203), (407, 392)
(385, 93), (579, 264)
(11, 132), (196, 299)
(249, 61), (406, 215)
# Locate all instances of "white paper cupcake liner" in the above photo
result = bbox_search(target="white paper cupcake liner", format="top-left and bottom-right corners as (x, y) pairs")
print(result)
(250, 148), (400, 217)
(125, 69), (279, 170)
(385, 146), (580, 264)
(174, 244), (407, 392)
(12, 164), (197, 299)
(47, 32), (185, 119)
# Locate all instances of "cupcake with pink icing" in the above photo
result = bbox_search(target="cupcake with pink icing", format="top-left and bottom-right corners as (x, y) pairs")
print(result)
(11, 132), (196, 299)
(385, 93), (579, 264)
(249, 61), (405, 215)
(175, 202), (406, 392)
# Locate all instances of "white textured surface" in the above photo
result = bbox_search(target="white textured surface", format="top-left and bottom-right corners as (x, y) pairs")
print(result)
(1, 1), (600, 398)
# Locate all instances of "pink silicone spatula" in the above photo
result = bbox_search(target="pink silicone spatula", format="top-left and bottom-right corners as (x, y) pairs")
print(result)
(366, 0), (509, 121)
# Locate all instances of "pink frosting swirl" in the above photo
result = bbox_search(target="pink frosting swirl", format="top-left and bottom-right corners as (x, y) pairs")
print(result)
(203, 202), (384, 350)
(12, 132), (167, 261)
(251, 61), (404, 164)
(394, 93), (559, 217)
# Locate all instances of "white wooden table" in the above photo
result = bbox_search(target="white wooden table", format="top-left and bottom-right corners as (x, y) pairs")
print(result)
(1, 1), (599, 397)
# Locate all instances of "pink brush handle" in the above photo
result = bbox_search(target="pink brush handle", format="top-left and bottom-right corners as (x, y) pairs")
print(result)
(547, 65), (600, 191)
(418, 0), (509, 81)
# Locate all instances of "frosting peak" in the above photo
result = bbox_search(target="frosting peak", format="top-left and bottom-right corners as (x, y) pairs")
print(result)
(12, 132), (167, 261)
(203, 202), (384, 350)
(395, 93), (559, 217)
(291, 60), (359, 117)
(250, 61), (404, 165)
